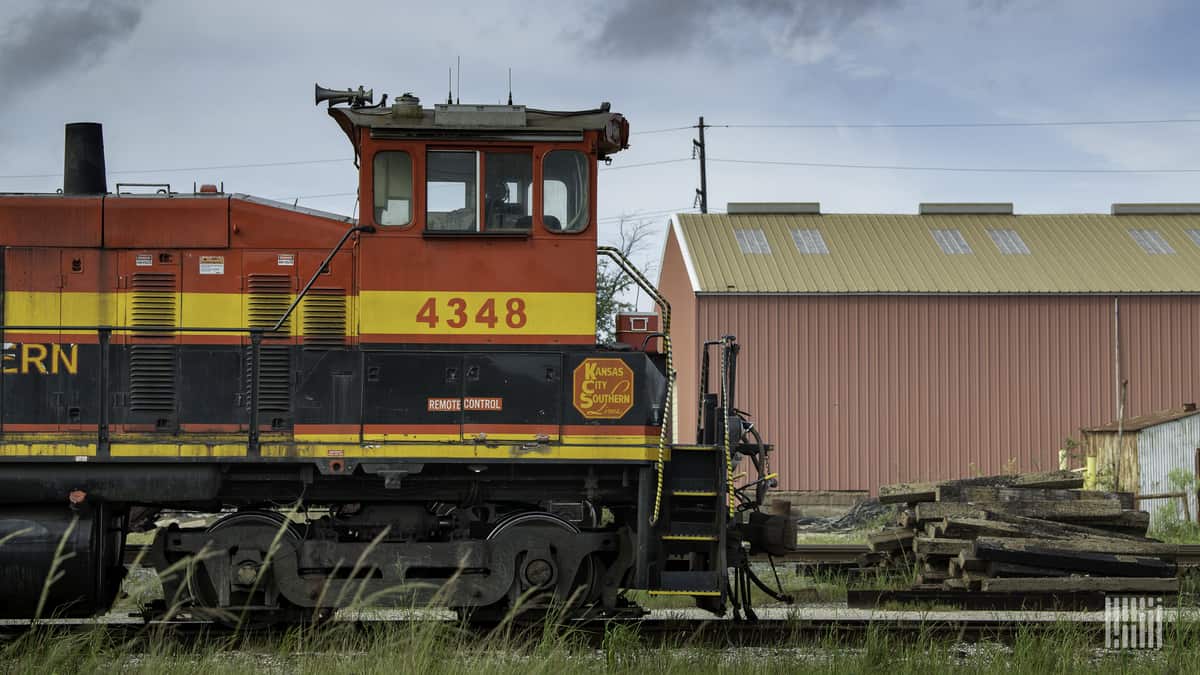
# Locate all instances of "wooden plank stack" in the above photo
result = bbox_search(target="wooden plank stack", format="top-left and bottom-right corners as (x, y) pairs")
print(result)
(869, 470), (1180, 595)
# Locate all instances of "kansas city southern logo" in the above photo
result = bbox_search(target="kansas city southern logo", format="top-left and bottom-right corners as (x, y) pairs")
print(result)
(572, 358), (634, 420)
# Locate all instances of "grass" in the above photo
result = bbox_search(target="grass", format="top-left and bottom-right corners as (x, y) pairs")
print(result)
(30, 510), (1185, 672)
(4, 615), (1200, 674)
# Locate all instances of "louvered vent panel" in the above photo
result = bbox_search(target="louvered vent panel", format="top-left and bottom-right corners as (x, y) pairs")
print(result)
(245, 345), (291, 414)
(247, 274), (292, 334)
(302, 289), (346, 349)
(129, 272), (177, 336)
(128, 271), (177, 414)
(246, 273), (292, 414)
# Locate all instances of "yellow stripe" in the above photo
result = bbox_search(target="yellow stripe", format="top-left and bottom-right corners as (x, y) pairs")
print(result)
(662, 535), (718, 542)
(5, 291), (360, 338)
(359, 291), (594, 336)
(0, 442), (96, 457)
(647, 590), (722, 597)
(672, 490), (718, 497)
(9, 290), (592, 338)
(110, 443), (246, 457)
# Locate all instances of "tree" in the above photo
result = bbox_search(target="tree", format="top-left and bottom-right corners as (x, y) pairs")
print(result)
(595, 215), (656, 342)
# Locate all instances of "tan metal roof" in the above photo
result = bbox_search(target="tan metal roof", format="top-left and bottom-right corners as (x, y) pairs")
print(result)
(671, 212), (1200, 293)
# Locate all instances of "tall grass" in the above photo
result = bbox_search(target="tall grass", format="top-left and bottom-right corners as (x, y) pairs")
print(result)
(5, 615), (1200, 674)
(9, 510), (1200, 673)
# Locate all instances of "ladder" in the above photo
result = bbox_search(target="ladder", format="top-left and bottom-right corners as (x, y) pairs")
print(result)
(646, 336), (742, 612)
(647, 442), (728, 610)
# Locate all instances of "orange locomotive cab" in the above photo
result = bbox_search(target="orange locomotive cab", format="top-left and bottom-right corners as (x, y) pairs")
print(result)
(330, 96), (628, 346)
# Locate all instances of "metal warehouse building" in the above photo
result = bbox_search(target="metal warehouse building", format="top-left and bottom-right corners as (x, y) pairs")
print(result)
(657, 202), (1200, 494)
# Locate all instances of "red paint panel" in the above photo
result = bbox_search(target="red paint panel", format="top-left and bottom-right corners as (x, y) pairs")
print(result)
(229, 197), (355, 249)
(0, 196), (102, 247)
(357, 235), (596, 292)
(182, 250), (242, 293)
(104, 196), (228, 248)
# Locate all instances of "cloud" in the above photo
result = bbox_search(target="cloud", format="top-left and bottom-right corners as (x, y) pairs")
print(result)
(590, 0), (898, 62)
(0, 0), (147, 92)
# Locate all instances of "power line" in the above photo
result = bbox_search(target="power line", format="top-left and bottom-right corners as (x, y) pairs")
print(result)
(0, 158), (351, 180)
(599, 157), (692, 171)
(598, 207), (697, 223)
(631, 125), (696, 135)
(708, 157), (1200, 175)
(712, 117), (1200, 130)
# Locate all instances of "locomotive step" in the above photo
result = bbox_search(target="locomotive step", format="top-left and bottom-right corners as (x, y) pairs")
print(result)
(670, 489), (719, 497)
(661, 523), (720, 541)
(669, 444), (719, 452)
(648, 570), (723, 596)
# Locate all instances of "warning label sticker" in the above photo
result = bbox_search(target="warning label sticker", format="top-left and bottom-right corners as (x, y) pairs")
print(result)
(277, 254), (295, 267)
(572, 358), (634, 420)
(199, 255), (225, 275)
(427, 397), (504, 412)
(135, 254), (153, 267)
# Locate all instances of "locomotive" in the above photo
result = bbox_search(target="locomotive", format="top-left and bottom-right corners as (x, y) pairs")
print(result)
(0, 85), (791, 623)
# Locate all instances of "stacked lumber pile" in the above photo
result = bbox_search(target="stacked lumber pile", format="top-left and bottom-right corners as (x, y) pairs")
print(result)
(868, 470), (1180, 595)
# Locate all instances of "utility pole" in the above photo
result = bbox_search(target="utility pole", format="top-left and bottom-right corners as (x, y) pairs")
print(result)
(693, 116), (708, 214)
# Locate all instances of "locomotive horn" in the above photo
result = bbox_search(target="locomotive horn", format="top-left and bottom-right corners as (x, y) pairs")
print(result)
(314, 83), (374, 108)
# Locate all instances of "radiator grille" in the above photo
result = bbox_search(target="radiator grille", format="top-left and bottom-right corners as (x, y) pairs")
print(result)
(302, 289), (346, 349)
(246, 274), (292, 414)
(128, 271), (177, 414)
(246, 274), (292, 333)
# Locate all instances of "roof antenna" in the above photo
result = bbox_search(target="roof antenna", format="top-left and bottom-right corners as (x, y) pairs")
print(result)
(507, 67), (513, 105)
(447, 66), (453, 105)
(456, 55), (461, 104)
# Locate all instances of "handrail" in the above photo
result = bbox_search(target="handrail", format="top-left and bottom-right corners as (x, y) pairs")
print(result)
(0, 224), (376, 455)
(596, 246), (673, 526)
(273, 224), (375, 332)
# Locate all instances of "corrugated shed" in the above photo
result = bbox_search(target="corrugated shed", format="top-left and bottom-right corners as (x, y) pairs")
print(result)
(673, 213), (1200, 294)
(1137, 416), (1200, 527)
(686, 294), (1200, 493)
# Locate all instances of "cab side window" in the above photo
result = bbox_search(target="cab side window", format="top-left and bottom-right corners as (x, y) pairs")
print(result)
(426, 151), (478, 231)
(483, 152), (532, 231)
(543, 150), (589, 233)
(373, 151), (413, 226)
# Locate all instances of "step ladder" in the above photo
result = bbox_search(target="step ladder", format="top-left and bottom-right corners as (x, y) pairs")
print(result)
(647, 443), (728, 609)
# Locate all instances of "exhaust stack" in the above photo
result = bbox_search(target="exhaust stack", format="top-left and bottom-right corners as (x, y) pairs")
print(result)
(63, 122), (107, 195)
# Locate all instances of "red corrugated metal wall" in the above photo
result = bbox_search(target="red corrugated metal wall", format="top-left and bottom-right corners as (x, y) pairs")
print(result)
(687, 294), (1200, 494)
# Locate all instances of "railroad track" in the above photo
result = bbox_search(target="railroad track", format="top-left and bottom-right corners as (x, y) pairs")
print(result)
(125, 542), (1200, 568)
(10, 606), (1197, 644)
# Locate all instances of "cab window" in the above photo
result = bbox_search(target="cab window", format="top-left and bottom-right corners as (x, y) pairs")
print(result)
(426, 150), (478, 231)
(373, 151), (412, 226)
(543, 150), (589, 232)
(483, 152), (532, 231)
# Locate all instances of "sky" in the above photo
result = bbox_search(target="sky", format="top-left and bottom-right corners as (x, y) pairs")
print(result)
(2, 0), (1200, 276)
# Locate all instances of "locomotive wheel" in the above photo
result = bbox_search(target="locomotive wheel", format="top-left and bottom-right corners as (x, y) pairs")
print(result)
(459, 511), (599, 622)
(186, 510), (310, 626)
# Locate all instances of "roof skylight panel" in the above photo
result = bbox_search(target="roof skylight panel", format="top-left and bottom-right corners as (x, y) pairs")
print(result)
(930, 228), (972, 254)
(987, 228), (1030, 255)
(734, 228), (771, 254)
(790, 228), (829, 254)
(1128, 229), (1174, 254)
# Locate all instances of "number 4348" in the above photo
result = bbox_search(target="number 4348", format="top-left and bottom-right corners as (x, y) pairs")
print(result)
(415, 297), (528, 329)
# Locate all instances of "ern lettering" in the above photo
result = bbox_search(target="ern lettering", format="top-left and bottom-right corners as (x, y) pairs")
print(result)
(1, 343), (79, 375)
